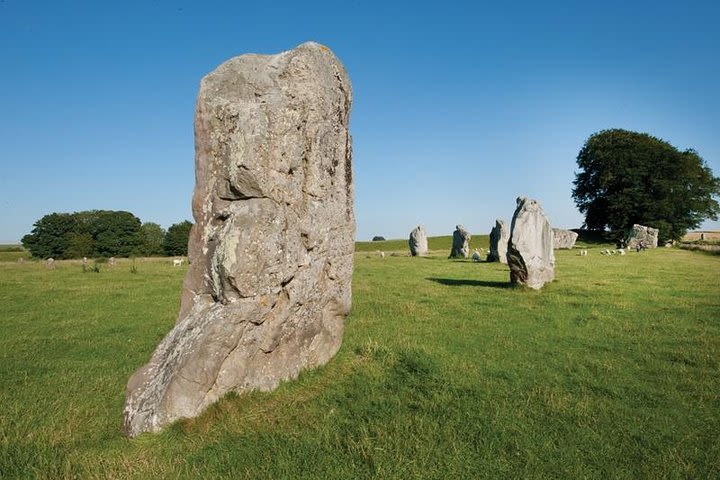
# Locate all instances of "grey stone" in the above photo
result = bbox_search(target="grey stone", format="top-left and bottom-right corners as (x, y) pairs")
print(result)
(552, 228), (578, 249)
(449, 225), (471, 258)
(372, 236), (386, 242)
(487, 219), (509, 263)
(123, 42), (354, 438)
(507, 197), (555, 289)
(409, 225), (428, 256)
(625, 224), (659, 249)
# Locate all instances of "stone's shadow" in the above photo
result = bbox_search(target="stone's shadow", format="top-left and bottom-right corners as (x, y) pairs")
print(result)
(426, 277), (511, 289)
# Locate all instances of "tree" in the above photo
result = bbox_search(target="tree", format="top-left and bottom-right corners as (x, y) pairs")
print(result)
(164, 220), (193, 256)
(139, 222), (166, 256)
(21, 212), (79, 259)
(90, 211), (143, 257)
(572, 129), (720, 242)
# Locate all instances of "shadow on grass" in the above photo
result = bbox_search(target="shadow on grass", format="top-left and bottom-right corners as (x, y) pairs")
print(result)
(426, 277), (511, 289)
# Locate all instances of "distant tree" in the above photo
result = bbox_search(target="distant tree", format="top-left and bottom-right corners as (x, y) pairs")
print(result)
(65, 233), (95, 258)
(164, 220), (193, 256)
(21, 213), (79, 259)
(572, 129), (720, 242)
(139, 222), (166, 256)
(90, 211), (143, 257)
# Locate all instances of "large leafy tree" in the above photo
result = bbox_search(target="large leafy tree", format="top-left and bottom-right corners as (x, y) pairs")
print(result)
(139, 222), (166, 256)
(572, 129), (720, 242)
(22, 210), (145, 258)
(21, 213), (79, 259)
(164, 220), (193, 256)
(90, 211), (143, 257)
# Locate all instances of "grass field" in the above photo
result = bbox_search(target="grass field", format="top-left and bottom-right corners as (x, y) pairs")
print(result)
(1, 239), (719, 478)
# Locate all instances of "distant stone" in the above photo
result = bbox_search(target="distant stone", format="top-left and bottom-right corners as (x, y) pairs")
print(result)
(552, 228), (578, 249)
(507, 197), (555, 289)
(449, 225), (471, 259)
(625, 224), (659, 249)
(487, 219), (509, 263)
(123, 42), (354, 438)
(372, 236), (386, 242)
(409, 225), (428, 256)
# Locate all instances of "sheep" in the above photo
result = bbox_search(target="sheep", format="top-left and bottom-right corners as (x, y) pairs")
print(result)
(46, 258), (55, 269)
(471, 249), (482, 262)
(173, 258), (184, 267)
(379, 252), (385, 258)
(108, 257), (116, 267)
(579, 249), (588, 256)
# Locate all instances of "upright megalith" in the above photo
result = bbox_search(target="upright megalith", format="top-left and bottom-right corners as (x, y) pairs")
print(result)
(449, 225), (471, 258)
(552, 228), (578, 249)
(409, 225), (428, 256)
(507, 197), (554, 289)
(487, 219), (509, 263)
(123, 42), (354, 437)
(625, 224), (659, 249)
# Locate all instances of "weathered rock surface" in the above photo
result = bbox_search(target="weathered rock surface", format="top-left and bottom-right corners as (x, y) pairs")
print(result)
(552, 228), (578, 249)
(123, 42), (354, 438)
(487, 219), (509, 263)
(625, 224), (658, 249)
(449, 225), (471, 258)
(507, 197), (555, 289)
(409, 225), (428, 256)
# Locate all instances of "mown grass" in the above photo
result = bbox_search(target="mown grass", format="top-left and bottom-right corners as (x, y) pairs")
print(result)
(0, 244), (718, 478)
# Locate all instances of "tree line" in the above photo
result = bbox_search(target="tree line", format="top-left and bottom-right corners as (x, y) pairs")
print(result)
(21, 210), (193, 259)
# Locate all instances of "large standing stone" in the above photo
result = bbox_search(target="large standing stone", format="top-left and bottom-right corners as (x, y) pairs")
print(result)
(449, 225), (471, 258)
(625, 224), (659, 249)
(507, 197), (554, 289)
(409, 225), (428, 256)
(123, 42), (354, 438)
(487, 219), (509, 263)
(552, 228), (578, 249)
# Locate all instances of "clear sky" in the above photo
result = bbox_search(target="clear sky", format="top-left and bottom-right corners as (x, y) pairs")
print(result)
(1, 0), (718, 243)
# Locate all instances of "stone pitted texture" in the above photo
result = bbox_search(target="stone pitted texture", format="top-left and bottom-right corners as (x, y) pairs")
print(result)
(552, 228), (578, 249)
(487, 219), (509, 263)
(507, 197), (555, 289)
(123, 42), (354, 438)
(625, 224), (659, 249)
(409, 225), (428, 256)
(449, 225), (471, 258)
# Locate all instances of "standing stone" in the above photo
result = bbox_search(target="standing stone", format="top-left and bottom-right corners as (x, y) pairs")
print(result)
(123, 42), (354, 438)
(625, 224), (659, 249)
(448, 225), (471, 258)
(507, 197), (555, 289)
(552, 228), (578, 249)
(449, 225), (471, 258)
(409, 225), (428, 256)
(487, 219), (509, 263)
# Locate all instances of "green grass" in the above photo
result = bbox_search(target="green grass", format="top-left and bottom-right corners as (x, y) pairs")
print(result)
(0, 245), (27, 263)
(356, 234), (489, 253)
(1, 245), (718, 478)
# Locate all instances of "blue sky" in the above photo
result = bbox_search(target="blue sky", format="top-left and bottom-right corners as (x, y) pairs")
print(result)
(1, 0), (718, 243)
